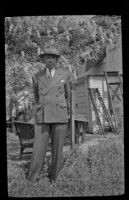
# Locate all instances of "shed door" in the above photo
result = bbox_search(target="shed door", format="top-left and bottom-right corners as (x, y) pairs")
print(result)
(74, 79), (89, 121)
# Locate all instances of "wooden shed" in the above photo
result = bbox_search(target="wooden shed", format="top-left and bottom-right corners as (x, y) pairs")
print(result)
(74, 44), (123, 133)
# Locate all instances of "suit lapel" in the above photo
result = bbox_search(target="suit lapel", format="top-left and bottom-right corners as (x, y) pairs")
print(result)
(40, 68), (64, 96)
(38, 69), (49, 87)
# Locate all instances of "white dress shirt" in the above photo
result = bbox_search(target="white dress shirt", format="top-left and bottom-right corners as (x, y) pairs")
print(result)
(50, 68), (55, 78)
(46, 68), (55, 79)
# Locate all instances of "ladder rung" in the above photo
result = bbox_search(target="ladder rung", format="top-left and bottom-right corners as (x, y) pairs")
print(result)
(105, 71), (119, 75)
(109, 82), (120, 85)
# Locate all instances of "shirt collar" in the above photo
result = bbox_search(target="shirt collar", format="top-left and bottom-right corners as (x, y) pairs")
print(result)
(46, 67), (55, 77)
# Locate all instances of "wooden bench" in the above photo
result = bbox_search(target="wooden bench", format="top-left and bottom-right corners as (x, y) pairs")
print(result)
(13, 121), (35, 159)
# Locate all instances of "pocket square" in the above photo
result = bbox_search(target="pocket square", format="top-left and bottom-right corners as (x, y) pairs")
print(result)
(60, 79), (65, 83)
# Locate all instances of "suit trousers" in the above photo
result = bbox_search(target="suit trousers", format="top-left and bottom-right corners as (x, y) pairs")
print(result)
(27, 123), (67, 183)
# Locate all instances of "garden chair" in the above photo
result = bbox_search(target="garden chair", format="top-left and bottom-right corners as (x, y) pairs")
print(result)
(13, 121), (34, 159)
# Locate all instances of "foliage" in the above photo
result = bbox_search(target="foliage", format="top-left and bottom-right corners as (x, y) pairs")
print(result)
(6, 56), (46, 118)
(5, 15), (121, 64)
(5, 15), (121, 116)
(8, 139), (124, 197)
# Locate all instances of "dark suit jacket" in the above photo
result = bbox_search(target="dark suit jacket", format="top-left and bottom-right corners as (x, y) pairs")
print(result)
(32, 66), (70, 123)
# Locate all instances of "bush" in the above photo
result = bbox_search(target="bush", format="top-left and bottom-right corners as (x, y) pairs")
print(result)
(85, 141), (124, 196)
(8, 140), (124, 197)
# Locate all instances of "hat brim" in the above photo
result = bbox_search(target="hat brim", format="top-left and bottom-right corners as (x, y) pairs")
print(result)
(39, 53), (60, 58)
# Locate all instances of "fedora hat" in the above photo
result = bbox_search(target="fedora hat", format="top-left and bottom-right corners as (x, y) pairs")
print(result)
(39, 47), (60, 58)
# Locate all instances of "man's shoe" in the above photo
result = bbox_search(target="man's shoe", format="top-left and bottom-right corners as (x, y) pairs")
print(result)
(25, 170), (29, 179)
(47, 174), (55, 183)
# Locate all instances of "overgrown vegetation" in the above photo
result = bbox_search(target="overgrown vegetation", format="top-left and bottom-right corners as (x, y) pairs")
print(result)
(8, 139), (124, 197)
(5, 15), (121, 63)
(5, 15), (121, 118)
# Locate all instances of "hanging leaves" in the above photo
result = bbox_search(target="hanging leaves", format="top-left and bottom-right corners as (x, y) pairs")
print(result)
(5, 15), (121, 66)
(5, 15), (121, 116)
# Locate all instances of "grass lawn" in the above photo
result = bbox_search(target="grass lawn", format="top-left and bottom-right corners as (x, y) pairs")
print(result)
(7, 131), (124, 197)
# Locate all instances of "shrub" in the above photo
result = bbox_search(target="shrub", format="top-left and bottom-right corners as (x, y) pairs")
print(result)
(8, 139), (124, 197)
(85, 140), (124, 196)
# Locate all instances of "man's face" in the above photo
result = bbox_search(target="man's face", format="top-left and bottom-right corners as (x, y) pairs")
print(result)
(43, 54), (58, 70)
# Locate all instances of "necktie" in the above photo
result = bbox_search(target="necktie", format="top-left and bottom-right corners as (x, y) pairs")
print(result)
(47, 70), (52, 80)
(49, 71), (52, 80)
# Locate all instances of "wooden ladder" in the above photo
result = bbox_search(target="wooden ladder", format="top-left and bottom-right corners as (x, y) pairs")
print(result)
(88, 88), (117, 134)
(88, 88), (104, 134)
(94, 88), (117, 133)
(103, 71), (123, 132)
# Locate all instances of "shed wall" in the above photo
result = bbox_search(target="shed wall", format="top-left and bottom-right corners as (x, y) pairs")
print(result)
(88, 75), (123, 131)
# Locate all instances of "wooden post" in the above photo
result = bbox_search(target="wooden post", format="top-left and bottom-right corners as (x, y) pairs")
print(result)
(87, 77), (93, 133)
(9, 97), (14, 133)
(70, 82), (75, 149)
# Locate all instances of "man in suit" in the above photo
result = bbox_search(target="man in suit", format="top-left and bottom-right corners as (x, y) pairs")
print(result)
(27, 47), (70, 183)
